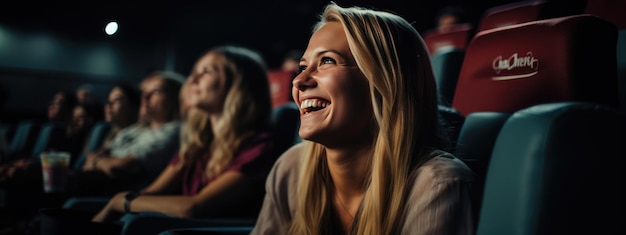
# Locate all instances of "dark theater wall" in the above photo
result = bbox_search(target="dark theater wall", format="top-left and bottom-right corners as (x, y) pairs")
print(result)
(0, 0), (525, 123)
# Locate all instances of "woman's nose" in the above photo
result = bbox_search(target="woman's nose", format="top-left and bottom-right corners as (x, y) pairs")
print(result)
(292, 71), (316, 91)
(188, 74), (198, 83)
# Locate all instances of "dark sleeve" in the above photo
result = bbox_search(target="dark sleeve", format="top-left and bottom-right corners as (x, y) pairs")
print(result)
(168, 151), (181, 166)
(228, 133), (278, 181)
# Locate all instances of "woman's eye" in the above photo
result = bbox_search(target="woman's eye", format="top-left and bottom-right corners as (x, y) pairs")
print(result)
(297, 65), (307, 74)
(321, 57), (335, 64)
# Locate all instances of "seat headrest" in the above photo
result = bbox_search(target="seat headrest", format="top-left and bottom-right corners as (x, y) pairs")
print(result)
(268, 70), (295, 108)
(585, 0), (626, 29)
(452, 14), (619, 116)
(478, 0), (547, 32)
(422, 23), (473, 56)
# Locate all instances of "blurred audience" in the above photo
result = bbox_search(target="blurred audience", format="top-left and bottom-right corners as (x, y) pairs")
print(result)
(0, 91), (99, 185)
(40, 45), (281, 235)
(47, 91), (78, 124)
(434, 4), (474, 31)
(76, 84), (104, 123)
(65, 102), (103, 166)
(73, 71), (183, 196)
(96, 83), (141, 155)
(0, 103), (102, 212)
(93, 45), (278, 222)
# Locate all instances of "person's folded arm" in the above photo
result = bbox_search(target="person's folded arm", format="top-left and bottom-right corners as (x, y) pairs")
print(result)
(93, 155), (143, 178)
(92, 170), (250, 222)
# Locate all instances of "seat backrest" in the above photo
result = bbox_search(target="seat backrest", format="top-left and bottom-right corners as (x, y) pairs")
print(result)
(0, 122), (14, 160)
(585, 0), (626, 113)
(584, 0), (626, 29)
(5, 119), (43, 161)
(271, 102), (300, 155)
(0, 122), (15, 146)
(72, 121), (112, 170)
(422, 23), (474, 56)
(431, 48), (465, 107)
(477, 0), (548, 32)
(476, 102), (626, 235)
(438, 105), (465, 144)
(30, 121), (70, 160)
(83, 121), (112, 153)
(268, 69), (295, 109)
(452, 14), (619, 117)
(453, 111), (511, 225)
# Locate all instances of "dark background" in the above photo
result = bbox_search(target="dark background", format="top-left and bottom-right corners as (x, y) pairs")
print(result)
(0, 0), (586, 122)
(1, 0), (525, 70)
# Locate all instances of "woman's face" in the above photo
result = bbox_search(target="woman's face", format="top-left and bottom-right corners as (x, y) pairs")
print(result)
(106, 87), (129, 123)
(71, 105), (92, 132)
(187, 52), (227, 113)
(293, 22), (373, 147)
(140, 77), (170, 122)
(48, 92), (69, 121)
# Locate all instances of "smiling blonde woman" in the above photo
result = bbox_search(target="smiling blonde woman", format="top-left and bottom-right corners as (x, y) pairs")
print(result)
(252, 2), (477, 235)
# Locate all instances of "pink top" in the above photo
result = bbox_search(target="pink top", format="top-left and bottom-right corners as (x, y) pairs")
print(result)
(169, 132), (276, 196)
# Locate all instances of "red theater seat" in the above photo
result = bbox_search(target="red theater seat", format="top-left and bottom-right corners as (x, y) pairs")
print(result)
(450, 16), (619, 222)
(477, 0), (548, 32)
(422, 23), (473, 56)
(267, 70), (295, 108)
(452, 14), (619, 117)
(585, 0), (626, 29)
(585, 0), (626, 113)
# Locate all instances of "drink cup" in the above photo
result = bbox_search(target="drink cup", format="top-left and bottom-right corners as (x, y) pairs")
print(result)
(40, 151), (70, 193)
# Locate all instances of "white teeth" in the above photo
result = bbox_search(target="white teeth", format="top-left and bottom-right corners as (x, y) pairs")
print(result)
(300, 99), (329, 109)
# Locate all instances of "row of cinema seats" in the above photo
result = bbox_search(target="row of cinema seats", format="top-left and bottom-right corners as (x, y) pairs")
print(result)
(0, 120), (70, 166)
(428, 1), (626, 234)
(426, 0), (626, 114)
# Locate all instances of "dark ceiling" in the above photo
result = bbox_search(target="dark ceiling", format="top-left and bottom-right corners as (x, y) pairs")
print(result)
(1, 0), (522, 69)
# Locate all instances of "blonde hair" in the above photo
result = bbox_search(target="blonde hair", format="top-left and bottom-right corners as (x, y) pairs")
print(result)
(286, 2), (442, 235)
(178, 46), (272, 179)
(177, 107), (212, 167)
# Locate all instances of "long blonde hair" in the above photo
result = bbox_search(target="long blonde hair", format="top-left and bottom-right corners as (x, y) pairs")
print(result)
(286, 2), (443, 234)
(178, 46), (272, 179)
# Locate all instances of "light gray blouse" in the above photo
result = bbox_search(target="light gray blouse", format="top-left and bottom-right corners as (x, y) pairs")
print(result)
(251, 143), (477, 235)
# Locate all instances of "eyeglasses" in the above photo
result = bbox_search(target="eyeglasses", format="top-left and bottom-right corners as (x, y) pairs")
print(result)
(142, 88), (165, 100)
(48, 100), (64, 107)
(106, 97), (126, 106)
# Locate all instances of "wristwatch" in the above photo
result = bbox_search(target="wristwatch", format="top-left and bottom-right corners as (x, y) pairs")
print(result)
(124, 191), (140, 213)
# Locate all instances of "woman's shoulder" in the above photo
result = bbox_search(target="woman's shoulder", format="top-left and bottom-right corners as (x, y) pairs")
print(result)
(274, 143), (304, 169)
(411, 149), (476, 186)
(268, 143), (304, 179)
(264, 143), (304, 200)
